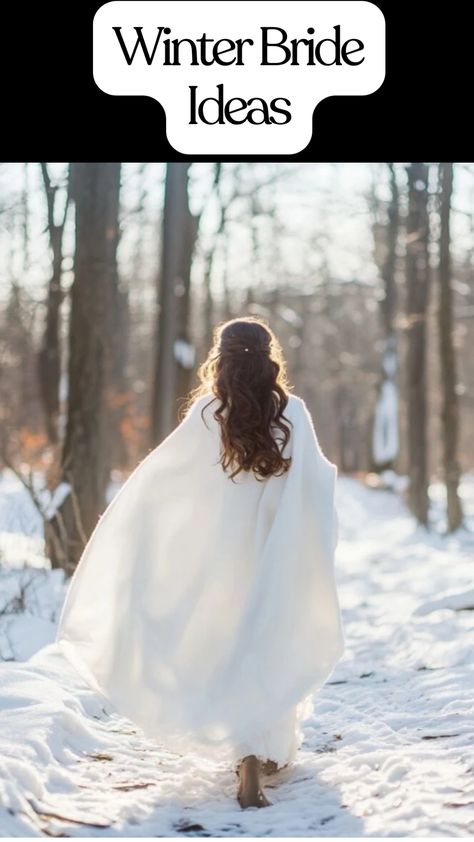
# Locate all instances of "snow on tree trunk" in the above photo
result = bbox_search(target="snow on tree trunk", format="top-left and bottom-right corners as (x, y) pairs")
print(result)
(372, 339), (399, 465)
(371, 164), (400, 472)
(151, 164), (198, 444)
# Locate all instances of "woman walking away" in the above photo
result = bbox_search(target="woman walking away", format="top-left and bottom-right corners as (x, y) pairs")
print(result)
(57, 316), (344, 809)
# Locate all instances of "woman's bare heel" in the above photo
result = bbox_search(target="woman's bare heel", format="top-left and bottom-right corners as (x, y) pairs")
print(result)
(237, 755), (271, 808)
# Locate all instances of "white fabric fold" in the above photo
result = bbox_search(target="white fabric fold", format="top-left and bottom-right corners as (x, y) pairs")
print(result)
(57, 393), (344, 759)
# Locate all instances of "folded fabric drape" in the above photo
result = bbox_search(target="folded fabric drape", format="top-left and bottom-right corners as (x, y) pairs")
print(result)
(57, 393), (344, 762)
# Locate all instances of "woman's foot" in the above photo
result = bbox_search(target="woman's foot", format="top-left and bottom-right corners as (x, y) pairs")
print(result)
(237, 755), (271, 808)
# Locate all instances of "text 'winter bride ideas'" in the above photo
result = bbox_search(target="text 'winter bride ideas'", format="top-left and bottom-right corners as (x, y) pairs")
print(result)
(93, 1), (385, 154)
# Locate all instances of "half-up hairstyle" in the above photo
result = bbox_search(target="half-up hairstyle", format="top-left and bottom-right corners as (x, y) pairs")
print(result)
(184, 317), (293, 481)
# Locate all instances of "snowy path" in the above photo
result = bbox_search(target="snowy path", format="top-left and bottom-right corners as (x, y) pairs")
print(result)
(1, 476), (474, 836)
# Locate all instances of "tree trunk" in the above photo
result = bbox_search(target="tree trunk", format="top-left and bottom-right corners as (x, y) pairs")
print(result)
(202, 164), (224, 352)
(405, 163), (430, 525)
(438, 163), (463, 532)
(151, 164), (197, 443)
(47, 162), (121, 570)
(105, 177), (129, 471)
(372, 163), (400, 471)
(107, 280), (130, 469)
(38, 164), (70, 444)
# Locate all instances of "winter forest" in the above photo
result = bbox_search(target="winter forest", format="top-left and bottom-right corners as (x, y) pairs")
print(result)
(0, 162), (473, 837)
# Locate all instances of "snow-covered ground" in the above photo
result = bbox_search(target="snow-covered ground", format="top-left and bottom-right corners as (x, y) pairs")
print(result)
(0, 469), (473, 837)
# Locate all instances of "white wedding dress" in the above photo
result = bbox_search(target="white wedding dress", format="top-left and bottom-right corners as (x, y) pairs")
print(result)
(57, 393), (344, 768)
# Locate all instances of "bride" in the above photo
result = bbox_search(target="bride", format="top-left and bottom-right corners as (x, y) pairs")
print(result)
(57, 316), (344, 809)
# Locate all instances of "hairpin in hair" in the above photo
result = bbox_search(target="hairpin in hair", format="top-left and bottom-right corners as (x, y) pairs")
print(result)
(218, 344), (268, 355)
(242, 345), (268, 353)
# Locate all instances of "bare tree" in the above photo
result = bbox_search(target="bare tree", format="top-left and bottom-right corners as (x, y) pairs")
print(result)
(202, 163), (223, 350)
(21, 163), (30, 273)
(38, 164), (71, 443)
(371, 163), (400, 471)
(151, 164), (198, 443)
(47, 163), (121, 569)
(0, 283), (40, 448)
(405, 163), (430, 525)
(199, 164), (303, 358)
(438, 163), (463, 531)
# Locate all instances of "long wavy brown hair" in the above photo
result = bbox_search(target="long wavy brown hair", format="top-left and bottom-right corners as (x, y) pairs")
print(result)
(184, 317), (293, 481)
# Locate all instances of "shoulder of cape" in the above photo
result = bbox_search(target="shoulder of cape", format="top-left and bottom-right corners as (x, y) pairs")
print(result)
(183, 393), (217, 427)
(286, 393), (304, 410)
(187, 393), (306, 412)
(285, 393), (310, 424)
(186, 393), (216, 414)
(285, 393), (314, 437)
(185, 392), (322, 442)
(287, 393), (337, 473)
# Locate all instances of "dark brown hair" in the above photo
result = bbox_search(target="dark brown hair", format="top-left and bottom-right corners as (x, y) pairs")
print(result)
(185, 317), (293, 480)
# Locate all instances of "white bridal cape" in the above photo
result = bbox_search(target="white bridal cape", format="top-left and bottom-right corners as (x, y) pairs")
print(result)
(57, 393), (344, 767)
